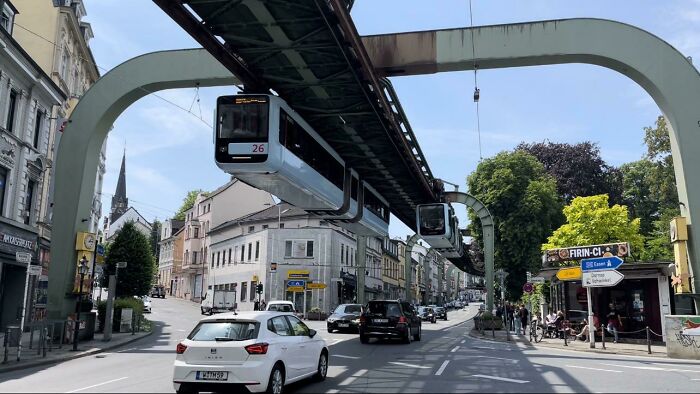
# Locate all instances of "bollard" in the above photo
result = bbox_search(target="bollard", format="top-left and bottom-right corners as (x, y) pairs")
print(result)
(601, 325), (606, 350)
(563, 330), (568, 346)
(646, 326), (651, 354)
(491, 320), (495, 338)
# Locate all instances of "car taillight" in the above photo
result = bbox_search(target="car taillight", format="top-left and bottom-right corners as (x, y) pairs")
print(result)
(176, 343), (187, 354)
(398, 316), (407, 324)
(245, 343), (269, 355)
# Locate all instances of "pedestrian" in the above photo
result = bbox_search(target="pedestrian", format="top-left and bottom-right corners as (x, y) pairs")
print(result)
(606, 303), (621, 343)
(254, 300), (260, 311)
(260, 299), (266, 310)
(519, 304), (529, 335)
(506, 303), (514, 331)
(514, 305), (522, 334)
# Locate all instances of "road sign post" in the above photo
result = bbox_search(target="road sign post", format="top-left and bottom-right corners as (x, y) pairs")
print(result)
(16, 252), (32, 361)
(580, 256), (626, 349)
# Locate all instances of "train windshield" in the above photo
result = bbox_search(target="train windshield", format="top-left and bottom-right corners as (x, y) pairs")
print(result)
(217, 96), (269, 141)
(419, 204), (446, 235)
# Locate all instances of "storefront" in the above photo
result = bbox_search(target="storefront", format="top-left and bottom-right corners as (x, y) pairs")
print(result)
(0, 220), (39, 331)
(542, 262), (672, 342)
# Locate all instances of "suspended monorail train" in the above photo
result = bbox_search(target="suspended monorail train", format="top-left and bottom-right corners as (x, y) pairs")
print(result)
(416, 203), (484, 275)
(214, 94), (389, 237)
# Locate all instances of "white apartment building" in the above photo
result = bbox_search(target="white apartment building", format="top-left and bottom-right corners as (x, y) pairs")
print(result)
(158, 218), (184, 295)
(0, 1), (65, 328)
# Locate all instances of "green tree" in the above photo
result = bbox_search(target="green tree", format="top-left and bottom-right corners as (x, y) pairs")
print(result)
(102, 221), (155, 297)
(467, 151), (563, 300)
(150, 219), (162, 262)
(542, 194), (645, 261)
(174, 190), (207, 220)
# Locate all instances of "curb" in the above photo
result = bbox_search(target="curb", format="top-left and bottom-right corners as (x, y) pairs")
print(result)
(0, 330), (153, 374)
(466, 329), (667, 358)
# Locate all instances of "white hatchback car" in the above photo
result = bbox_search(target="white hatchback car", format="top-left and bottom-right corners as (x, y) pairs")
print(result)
(173, 311), (328, 394)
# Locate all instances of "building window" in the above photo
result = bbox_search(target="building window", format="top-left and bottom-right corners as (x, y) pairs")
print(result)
(284, 240), (314, 258)
(280, 223), (285, 229)
(60, 49), (70, 81)
(248, 225), (254, 233)
(241, 282), (248, 302)
(262, 224), (268, 230)
(194, 227), (199, 238)
(228, 248), (232, 265)
(192, 251), (198, 264)
(1, 11), (11, 33)
(6, 90), (18, 133)
(24, 179), (35, 225)
(255, 241), (260, 260)
(211, 252), (214, 268)
(33, 110), (43, 149)
(247, 242), (252, 261)
(240, 245), (245, 262)
(346, 247), (350, 267)
(216, 251), (220, 268)
(341, 244), (344, 265)
(250, 281), (256, 301)
(222, 250), (226, 265)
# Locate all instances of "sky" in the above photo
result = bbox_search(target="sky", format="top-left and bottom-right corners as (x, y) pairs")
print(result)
(81, 0), (700, 239)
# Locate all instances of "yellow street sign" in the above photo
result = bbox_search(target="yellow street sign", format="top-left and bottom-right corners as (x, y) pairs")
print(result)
(253, 275), (259, 282)
(307, 283), (327, 289)
(287, 286), (305, 292)
(556, 266), (582, 281)
(287, 270), (310, 279)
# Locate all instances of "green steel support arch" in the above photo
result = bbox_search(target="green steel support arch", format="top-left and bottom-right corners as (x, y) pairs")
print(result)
(444, 192), (495, 312)
(48, 49), (238, 320)
(364, 18), (700, 307)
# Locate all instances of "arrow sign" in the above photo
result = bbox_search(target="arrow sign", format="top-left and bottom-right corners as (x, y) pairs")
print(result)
(581, 256), (624, 272)
(556, 266), (582, 281)
(582, 270), (624, 287)
(287, 280), (305, 288)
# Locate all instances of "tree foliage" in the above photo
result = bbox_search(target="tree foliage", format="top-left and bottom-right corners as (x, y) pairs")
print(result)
(542, 194), (644, 260)
(102, 221), (155, 297)
(517, 141), (622, 204)
(174, 190), (207, 220)
(467, 151), (563, 300)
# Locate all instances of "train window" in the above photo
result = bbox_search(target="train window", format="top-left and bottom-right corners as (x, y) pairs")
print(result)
(351, 177), (358, 200)
(364, 188), (390, 222)
(217, 96), (269, 141)
(279, 110), (344, 190)
(419, 205), (446, 235)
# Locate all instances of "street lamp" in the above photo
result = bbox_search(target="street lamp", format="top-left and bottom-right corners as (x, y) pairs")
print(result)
(72, 256), (89, 351)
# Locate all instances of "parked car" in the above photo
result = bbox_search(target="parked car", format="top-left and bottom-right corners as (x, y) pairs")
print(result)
(417, 307), (437, 323)
(150, 284), (166, 299)
(173, 311), (328, 394)
(327, 304), (363, 333)
(140, 296), (152, 313)
(359, 300), (422, 344)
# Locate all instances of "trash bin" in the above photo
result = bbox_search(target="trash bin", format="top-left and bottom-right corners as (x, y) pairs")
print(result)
(79, 312), (96, 341)
(4, 326), (21, 347)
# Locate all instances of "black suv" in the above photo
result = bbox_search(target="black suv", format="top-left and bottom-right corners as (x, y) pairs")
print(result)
(359, 300), (422, 344)
(434, 306), (448, 320)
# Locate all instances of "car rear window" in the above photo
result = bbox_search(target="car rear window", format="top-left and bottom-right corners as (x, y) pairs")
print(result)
(268, 304), (294, 312)
(188, 321), (259, 341)
(344, 305), (362, 314)
(368, 302), (401, 318)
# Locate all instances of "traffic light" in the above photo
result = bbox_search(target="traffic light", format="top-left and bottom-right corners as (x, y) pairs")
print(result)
(256, 283), (263, 294)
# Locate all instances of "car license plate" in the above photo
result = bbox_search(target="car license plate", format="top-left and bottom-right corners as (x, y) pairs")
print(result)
(196, 371), (228, 381)
(338, 323), (349, 328)
(373, 319), (388, 324)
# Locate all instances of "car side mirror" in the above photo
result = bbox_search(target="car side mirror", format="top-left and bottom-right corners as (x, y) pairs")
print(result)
(309, 329), (317, 338)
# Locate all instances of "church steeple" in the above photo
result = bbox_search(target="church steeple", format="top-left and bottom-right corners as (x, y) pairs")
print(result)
(110, 150), (128, 223)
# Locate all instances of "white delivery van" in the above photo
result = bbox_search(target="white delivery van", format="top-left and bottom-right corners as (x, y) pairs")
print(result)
(200, 289), (237, 315)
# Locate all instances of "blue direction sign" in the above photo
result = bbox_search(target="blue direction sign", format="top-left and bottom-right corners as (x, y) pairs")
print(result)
(581, 256), (624, 272)
(96, 244), (105, 256)
(287, 279), (306, 288)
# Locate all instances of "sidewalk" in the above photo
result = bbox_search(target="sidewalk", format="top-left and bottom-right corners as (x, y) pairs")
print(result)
(0, 330), (152, 374)
(468, 322), (668, 358)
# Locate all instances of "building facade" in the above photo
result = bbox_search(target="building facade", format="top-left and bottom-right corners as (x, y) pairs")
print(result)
(178, 179), (274, 302)
(0, 1), (65, 329)
(209, 203), (360, 315)
(382, 238), (400, 299)
(157, 219), (184, 295)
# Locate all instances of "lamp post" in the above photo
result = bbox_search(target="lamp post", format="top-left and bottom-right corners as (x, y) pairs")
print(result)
(72, 256), (89, 351)
(495, 269), (509, 341)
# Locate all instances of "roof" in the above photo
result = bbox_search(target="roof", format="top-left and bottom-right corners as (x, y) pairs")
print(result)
(112, 207), (152, 227)
(200, 310), (292, 322)
(209, 203), (307, 234)
(5, 0), (19, 14)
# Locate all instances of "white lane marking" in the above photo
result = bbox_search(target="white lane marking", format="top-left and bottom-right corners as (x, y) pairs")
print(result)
(471, 374), (529, 384)
(333, 354), (360, 359)
(66, 377), (128, 393)
(338, 377), (356, 386)
(326, 390), (340, 393)
(565, 365), (622, 373)
(435, 360), (450, 376)
(389, 362), (432, 369)
(460, 340), (466, 344)
(605, 363), (700, 373)
(451, 346), (460, 353)
(353, 369), (368, 377)
(474, 356), (519, 363)
(116, 347), (137, 353)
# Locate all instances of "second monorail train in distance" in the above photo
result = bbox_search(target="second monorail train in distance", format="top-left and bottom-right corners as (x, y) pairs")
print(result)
(214, 94), (389, 237)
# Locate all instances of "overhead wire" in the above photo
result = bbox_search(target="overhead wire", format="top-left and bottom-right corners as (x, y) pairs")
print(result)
(468, 0), (483, 161)
(12, 22), (213, 128)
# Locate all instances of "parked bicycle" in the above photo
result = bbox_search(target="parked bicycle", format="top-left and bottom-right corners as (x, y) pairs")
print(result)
(530, 317), (544, 343)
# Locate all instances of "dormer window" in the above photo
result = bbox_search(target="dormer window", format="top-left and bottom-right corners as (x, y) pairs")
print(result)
(1, 1), (17, 35)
